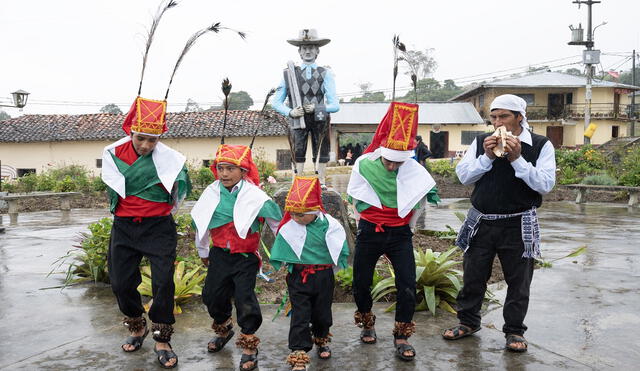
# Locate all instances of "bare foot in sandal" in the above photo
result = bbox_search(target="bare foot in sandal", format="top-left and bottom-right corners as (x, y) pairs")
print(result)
(442, 324), (480, 340)
(155, 342), (178, 368)
(394, 338), (415, 359)
(122, 327), (147, 352)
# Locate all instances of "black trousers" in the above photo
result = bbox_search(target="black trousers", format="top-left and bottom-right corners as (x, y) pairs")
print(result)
(287, 266), (335, 352)
(456, 218), (535, 336)
(353, 219), (416, 324)
(292, 115), (330, 163)
(202, 247), (262, 335)
(108, 215), (177, 325)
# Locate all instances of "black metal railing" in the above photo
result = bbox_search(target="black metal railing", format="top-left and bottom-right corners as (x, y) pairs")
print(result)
(484, 104), (640, 121)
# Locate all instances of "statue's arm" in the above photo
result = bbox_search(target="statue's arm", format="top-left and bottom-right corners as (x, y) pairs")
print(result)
(272, 77), (291, 117)
(323, 68), (339, 113)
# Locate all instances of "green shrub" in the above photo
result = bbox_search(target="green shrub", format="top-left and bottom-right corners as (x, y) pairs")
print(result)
(335, 265), (384, 290)
(556, 145), (608, 184)
(429, 160), (456, 178)
(581, 174), (617, 186)
(618, 146), (640, 186)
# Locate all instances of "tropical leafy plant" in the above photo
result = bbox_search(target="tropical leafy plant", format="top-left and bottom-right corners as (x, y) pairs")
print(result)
(51, 217), (113, 285)
(535, 245), (587, 268)
(138, 260), (205, 314)
(371, 246), (462, 316)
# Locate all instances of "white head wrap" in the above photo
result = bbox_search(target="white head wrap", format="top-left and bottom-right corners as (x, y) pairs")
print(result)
(489, 94), (530, 129)
(380, 146), (414, 162)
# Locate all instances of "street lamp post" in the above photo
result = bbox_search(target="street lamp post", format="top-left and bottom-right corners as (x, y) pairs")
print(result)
(0, 89), (30, 194)
(0, 90), (30, 109)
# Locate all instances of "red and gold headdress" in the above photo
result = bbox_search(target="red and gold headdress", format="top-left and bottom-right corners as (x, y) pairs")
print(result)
(364, 101), (419, 161)
(284, 176), (325, 213)
(122, 97), (168, 136)
(211, 144), (260, 185)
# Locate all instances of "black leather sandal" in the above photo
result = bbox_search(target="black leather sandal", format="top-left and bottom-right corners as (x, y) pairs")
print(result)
(442, 324), (480, 340)
(360, 328), (377, 344)
(239, 348), (259, 371)
(154, 343), (178, 369)
(505, 334), (528, 352)
(393, 339), (416, 362)
(208, 328), (235, 353)
(121, 318), (148, 352)
(317, 344), (331, 359)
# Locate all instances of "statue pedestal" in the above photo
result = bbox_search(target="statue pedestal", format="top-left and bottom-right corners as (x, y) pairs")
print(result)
(273, 188), (355, 263)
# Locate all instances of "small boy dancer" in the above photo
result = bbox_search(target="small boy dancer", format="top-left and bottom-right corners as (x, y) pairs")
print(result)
(269, 176), (349, 371)
(190, 144), (282, 371)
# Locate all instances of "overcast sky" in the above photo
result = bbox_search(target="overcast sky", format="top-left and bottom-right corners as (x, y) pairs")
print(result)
(1, 0), (639, 116)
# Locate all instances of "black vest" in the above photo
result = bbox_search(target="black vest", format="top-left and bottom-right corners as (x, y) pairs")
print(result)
(470, 131), (549, 214)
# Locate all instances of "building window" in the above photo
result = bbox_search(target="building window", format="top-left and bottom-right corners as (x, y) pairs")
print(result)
(516, 94), (535, 105)
(566, 93), (573, 104)
(96, 159), (102, 168)
(17, 168), (36, 177)
(612, 126), (619, 138)
(461, 131), (486, 145)
(479, 94), (484, 107)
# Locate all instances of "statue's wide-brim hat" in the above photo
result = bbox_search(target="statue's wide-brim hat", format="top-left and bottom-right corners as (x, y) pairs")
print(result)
(287, 29), (330, 47)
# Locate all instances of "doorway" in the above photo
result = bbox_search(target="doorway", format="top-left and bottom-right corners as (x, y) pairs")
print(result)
(546, 126), (564, 148)
(548, 94), (565, 119)
(430, 131), (449, 158)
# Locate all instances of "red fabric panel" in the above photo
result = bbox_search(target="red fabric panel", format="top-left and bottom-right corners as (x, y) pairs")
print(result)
(360, 205), (412, 232)
(210, 222), (260, 254)
(113, 141), (172, 217)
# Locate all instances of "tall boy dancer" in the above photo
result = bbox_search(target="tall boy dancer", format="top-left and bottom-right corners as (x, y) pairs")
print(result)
(190, 144), (282, 371)
(102, 97), (191, 369)
(269, 176), (349, 371)
(347, 102), (437, 361)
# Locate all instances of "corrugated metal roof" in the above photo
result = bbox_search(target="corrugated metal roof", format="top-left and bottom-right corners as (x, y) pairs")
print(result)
(331, 102), (484, 125)
(450, 71), (640, 101)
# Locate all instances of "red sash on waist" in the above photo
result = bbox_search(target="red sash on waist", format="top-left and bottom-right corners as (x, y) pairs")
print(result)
(114, 141), (172, 218)
(360, 205), (413, 232)
(211, 222), (260, 254)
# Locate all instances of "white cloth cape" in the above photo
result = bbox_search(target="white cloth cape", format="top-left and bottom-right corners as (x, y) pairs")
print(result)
(346, 148), (436, 218)
(100, 136), (187, 212)
(278, 213), (346, 266)
(190, 180), (278, 258)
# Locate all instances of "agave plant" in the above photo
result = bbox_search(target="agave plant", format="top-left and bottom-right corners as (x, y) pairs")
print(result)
(371, 246), (462, 316)
(138, 260), (205, 314)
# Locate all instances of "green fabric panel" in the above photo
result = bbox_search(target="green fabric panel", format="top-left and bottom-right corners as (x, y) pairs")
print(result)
(358, 157), (399, 207)
(270, 216), (349, 272)
(427, 186), (441, 205)
(207, 182), (282, 233)
(108, 152), (192, 212)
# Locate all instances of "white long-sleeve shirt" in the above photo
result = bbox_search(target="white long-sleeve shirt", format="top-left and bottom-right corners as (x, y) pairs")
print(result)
(455, 127), (556, 195)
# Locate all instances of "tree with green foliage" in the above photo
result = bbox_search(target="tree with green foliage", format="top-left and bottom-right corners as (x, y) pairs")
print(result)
(0, 110), (10, 121)
(207, 91), (254, 110)
(99, 103), (123, 114)
(399, 78), (464, 102)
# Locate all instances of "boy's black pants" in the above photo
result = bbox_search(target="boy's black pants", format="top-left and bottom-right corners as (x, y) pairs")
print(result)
(287, 265), (335, 351)
(108, 215), (177, 325)
(353, 219), (416, 323)
(202, 247), (262, 335)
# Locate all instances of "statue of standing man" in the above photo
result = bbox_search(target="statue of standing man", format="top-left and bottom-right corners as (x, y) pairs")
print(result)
(272, 29), (339, 186)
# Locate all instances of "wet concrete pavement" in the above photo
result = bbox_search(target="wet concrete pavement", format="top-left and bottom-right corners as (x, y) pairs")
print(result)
(1, 200), (639, 370)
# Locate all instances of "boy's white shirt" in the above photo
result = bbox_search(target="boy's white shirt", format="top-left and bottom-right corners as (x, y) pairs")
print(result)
(190, 180), (278, 258)
(346, 148), (436, 218)
(100, 136), (187, 214)
(278, 213), (346, 266)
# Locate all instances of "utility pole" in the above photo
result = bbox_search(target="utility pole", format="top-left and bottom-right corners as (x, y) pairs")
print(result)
(568, 0), (601, 145)
(632, 50), (637, 136)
